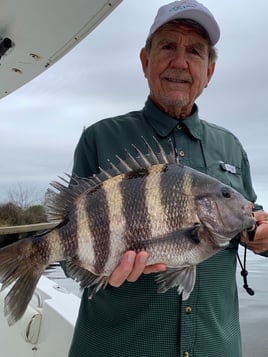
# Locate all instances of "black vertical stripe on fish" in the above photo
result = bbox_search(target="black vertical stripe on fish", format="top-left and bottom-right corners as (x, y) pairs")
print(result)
(160, 165), (197, 231)
(57, 215), (79, 259)
(121, 168), (152, 248)
(85, 183), (111, 274)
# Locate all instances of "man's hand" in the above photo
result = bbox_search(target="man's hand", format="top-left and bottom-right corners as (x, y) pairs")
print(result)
(109, 251), (166, 287)
(241, 210), (268, 254)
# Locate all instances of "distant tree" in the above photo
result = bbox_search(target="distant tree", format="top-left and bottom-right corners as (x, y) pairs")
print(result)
(7, 182), (43, 209)
(24, 205), (47, 224)
(0, 203), (24, 226)
(0, 203), (47, 226)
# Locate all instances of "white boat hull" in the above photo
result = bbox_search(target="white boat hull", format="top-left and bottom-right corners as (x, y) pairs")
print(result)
(0, 275), (80, 357)
(0, 0), (123, 98)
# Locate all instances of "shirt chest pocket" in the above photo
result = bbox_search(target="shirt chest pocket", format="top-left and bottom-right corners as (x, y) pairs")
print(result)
(207, 161), (243, 193)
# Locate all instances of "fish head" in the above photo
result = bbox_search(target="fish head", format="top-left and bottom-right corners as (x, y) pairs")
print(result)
(190, 172), (256, 247)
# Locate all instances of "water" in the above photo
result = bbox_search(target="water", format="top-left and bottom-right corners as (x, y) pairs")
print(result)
(236, 249), (268, 357)
(46, 250), (268, 357)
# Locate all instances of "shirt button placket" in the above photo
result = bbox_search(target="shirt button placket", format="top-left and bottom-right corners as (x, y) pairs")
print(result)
(182, 305), (193, 357)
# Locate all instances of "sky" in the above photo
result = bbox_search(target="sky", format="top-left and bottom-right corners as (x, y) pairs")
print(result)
(0, 0), (268, 209)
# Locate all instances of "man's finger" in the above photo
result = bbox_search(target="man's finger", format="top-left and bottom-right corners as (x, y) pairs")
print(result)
(127, 251), (149, 282)
(109, 251), (136, 287)
(144, 263), (166, 274)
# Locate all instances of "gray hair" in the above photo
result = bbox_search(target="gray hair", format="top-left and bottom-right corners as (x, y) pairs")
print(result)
(145, 19), (218, 64)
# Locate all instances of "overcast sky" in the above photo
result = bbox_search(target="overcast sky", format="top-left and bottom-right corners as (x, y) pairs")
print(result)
(1, 0), (268, 209)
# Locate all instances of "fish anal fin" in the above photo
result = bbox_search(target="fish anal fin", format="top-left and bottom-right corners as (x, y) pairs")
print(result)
(66, 259), (109, 295)
(156, 265), (196, 300)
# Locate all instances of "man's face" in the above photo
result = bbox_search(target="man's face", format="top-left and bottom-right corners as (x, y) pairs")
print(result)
(140, 24), (215, 118)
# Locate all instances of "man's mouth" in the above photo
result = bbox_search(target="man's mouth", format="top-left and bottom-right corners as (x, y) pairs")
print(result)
(166, 77), (188, 83)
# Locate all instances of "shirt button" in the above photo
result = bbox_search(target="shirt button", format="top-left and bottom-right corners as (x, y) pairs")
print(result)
(185, 306), (192, 314)
(183, 352), (189, 357)
(179, 150), (185, 157)
(177, 124), (182, 130)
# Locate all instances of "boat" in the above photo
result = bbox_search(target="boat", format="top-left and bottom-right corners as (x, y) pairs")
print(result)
(0, 0), (123, 99)
(0, 221), (80, 356)
(0, 275), (80, 356)
(0, 222), (81, 356)
(0, 0), (123, 356)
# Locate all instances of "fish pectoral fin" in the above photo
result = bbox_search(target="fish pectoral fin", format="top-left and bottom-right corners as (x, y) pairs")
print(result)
(159, 225), (201, 244)
(156, 266), (196, 300)
(66, 259), (109, 294)
(132, 225), (201, 251)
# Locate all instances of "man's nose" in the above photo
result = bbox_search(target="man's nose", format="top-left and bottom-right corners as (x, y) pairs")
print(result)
(170, 49), (188, 69)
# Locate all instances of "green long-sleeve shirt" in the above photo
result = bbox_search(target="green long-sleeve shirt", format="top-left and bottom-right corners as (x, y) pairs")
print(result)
(68, 98), (261, 357)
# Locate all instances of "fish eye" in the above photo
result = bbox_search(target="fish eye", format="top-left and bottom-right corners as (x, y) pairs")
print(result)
(221, 187), (231, 198)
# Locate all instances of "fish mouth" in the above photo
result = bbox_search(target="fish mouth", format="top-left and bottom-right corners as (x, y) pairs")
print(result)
(247, 222), (257, 232)
(240, 222), (257, 241)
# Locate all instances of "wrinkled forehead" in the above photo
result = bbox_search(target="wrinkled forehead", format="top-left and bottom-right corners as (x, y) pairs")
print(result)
(154, 20), (211, 44)
(150, 23), (211, 56)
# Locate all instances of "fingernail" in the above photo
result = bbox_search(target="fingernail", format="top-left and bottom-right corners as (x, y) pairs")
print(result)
(127, 252), (135, 263)
(139, 254), (148, 264)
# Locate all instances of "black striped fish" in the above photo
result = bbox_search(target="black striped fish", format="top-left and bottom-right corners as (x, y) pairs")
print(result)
(0, 139), (255, 325)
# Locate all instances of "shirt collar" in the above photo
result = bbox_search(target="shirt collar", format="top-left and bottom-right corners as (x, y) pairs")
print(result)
(143, 97), (203, 140)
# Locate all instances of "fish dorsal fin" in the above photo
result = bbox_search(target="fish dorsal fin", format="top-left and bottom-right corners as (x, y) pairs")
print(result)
(139, 136), (176, 166)
(45, 137), (176, 221)
(45, 174), (100, 221)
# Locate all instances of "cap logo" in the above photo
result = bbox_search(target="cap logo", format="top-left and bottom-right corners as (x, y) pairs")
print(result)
(169, 2), (198, 13)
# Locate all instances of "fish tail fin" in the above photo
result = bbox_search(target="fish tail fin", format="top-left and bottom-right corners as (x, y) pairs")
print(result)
(0, 238), (47, 325)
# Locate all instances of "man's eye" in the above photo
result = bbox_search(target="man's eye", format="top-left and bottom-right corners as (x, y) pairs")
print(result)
(189, 47), (200, 56)
(162, 43), (176, 50)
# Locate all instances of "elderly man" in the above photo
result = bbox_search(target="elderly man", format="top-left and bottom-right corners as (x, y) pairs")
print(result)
(68, 1), (268, 356)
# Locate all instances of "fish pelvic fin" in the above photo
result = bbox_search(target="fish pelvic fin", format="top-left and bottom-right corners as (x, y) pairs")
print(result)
(0, 239), (47, 325)
(156, 266), (196, 300)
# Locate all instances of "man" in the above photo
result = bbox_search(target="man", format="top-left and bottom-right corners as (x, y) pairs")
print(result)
(68, 1), (268, 356)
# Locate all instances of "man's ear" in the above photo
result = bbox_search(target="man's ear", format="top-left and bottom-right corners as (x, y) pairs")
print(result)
(205, 62), (216, 88)
(140, 48), (149, 78)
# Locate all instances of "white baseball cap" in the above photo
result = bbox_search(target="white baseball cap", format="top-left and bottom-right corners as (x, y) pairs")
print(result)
(148, 0), (220, 45)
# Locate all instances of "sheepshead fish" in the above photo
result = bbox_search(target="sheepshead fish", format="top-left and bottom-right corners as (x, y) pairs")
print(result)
(0, 139), (255, 325)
